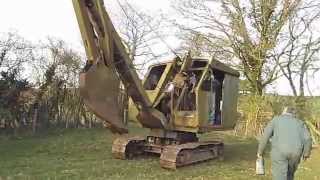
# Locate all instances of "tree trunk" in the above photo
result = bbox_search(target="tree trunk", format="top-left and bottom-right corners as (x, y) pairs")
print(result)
(32, 108), (38, 133)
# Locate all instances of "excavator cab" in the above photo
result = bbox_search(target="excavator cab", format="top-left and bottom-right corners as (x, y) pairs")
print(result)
(127, 57), (240, 133)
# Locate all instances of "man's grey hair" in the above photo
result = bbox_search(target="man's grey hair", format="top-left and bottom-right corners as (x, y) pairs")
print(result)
(282, 106), (296, 115)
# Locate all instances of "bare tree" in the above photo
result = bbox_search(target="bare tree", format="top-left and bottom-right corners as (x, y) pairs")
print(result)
(272, 2), (320, 119)
(30, 38), (90, 131)
(115, 1), (165, 74)
(277, 3), (320, 97)
(0, 33), (96, 133)
(0, 32), (34, 76)
(173, 0), (306, 95)
(0, 32), (35, 133)
(178, 31), (214, 56)
(178, 30), (236, 65)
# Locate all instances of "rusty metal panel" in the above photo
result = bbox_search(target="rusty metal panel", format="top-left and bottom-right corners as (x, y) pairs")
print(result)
(221, 74), (239, 129)
(80, 63), (127, 133)
(195, 64), (211, 128)
(196, 89), (210, 127)
(128, 98), (139, 122)
(173, 111), (198, 128)
(210, 58), (240, 77)
(72, 0), (99, 64)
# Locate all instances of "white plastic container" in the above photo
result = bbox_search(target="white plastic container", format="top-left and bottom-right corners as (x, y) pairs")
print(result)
(256, 157), (265, 175)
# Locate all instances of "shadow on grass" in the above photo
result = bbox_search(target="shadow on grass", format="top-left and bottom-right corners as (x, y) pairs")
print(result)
(224, 141), (258, 162)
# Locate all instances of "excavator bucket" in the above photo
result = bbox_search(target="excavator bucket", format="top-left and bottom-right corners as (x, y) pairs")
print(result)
(80, 63), (128, 134)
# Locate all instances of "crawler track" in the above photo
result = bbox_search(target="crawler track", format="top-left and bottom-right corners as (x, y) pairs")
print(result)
(159, 141), (223, 169)
(112, 136), (223, 169)
(112, 136), (145, 159)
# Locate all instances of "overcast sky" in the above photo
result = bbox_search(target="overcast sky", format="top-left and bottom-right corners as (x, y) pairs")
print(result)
(0, 0), (171, 46)
(0, 0), (319, 95)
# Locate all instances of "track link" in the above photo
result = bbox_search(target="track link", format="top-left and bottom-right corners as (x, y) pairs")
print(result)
(159, 141), (223, 169)
(112, 136), (145, 159)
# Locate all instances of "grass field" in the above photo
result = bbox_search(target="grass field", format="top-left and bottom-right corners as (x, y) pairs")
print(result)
(0, 124), (319, 180)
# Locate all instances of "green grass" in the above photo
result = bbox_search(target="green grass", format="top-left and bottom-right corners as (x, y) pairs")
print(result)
(0, 125), (319, 180)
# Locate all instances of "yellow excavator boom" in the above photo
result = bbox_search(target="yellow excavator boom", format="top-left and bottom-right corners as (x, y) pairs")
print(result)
(73, 0), (168, 133)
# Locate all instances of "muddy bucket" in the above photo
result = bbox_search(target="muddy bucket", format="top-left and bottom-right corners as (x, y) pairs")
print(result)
(80, 63), (128, 134)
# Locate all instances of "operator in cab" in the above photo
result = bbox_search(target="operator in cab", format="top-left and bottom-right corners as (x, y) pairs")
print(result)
(257, 106), (312, 180)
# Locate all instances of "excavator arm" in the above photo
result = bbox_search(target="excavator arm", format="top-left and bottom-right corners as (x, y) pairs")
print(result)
(73, 0), (168, 133)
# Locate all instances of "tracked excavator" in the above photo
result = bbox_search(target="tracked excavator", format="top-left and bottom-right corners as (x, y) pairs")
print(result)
(73, 0), (240, 169)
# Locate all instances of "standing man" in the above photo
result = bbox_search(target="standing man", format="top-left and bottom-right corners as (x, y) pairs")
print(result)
(257, 106), (312, 180)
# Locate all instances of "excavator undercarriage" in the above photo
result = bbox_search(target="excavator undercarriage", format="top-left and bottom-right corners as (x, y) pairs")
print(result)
(112, 130), (224, 169)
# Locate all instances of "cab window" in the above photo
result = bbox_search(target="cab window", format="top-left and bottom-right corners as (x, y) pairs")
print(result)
(143, 65), (166, 90)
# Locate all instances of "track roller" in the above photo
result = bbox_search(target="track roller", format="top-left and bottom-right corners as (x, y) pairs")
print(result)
(159, 141), (223, 169)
